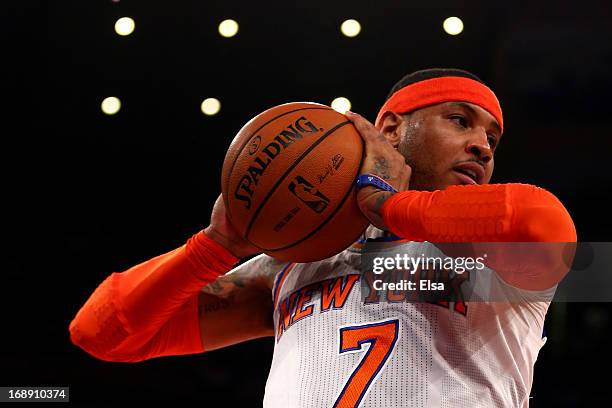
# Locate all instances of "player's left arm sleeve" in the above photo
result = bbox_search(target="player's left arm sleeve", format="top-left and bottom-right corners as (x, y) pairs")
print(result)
(381, 183), (576, 242)
(381, 184), (577, 289)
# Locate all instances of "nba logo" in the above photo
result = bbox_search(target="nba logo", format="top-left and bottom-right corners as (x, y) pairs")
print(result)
(288, 176), (330, 214)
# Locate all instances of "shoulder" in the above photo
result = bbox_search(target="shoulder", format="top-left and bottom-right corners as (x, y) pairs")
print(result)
(224, 253), (291, 290)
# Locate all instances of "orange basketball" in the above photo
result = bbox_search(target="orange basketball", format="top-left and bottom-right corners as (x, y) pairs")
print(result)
(221, 102), (369, 262)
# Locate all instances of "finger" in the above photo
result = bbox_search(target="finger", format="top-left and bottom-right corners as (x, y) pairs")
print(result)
(345, 111), (380, 141)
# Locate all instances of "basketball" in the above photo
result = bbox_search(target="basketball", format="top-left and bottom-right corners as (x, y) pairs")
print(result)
(221, 102), (369, 262)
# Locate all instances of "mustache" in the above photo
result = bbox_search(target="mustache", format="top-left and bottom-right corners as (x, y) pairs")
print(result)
(454, 158), (487, 168)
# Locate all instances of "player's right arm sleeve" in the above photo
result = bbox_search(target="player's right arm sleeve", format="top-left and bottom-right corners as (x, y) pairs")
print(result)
(68, 230), (238, 362)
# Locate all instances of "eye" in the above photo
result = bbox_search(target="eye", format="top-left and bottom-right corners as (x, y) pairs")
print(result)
(449, 114), (468, 128)
(487, 134), (498, 149)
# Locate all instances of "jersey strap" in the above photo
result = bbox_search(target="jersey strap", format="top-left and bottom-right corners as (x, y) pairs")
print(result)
(272, 262), (297, 308)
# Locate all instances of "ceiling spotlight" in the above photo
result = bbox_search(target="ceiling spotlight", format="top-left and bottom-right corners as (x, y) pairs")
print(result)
(201, 98), (221, 116)
(341, 19), (361, 37)
(101, 97), (121, 115)
(218, 19), (239, 38)
(115, 17), (135, 36)
(331, 97), (351, 113)
(443, 17), (464, 36)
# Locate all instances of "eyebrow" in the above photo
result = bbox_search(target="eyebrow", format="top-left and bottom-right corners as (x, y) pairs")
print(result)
(449, 102), (502, 135)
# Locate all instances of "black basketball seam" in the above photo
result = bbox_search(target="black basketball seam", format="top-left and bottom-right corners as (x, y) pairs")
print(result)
(264, 136), (366, 253)
(245, 120), (352, 240)
(259, 181), (362, 252)
(224, 106), (334, 221)
(265, 135), (367, 255)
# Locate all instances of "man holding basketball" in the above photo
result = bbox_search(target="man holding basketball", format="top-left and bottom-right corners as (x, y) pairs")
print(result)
(70, 69), (576, 407)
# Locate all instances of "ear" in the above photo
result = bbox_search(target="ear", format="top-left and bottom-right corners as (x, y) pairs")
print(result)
(377, 111), (404, 148)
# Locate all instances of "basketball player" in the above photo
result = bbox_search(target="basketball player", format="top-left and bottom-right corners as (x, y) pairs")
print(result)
(69, 69), (576, 407)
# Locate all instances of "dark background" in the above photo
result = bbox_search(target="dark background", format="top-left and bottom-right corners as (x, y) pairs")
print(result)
(4, 0), (612, 406)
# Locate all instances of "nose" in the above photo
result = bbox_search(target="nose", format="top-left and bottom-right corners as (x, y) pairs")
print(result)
(465, 128), (492, 163)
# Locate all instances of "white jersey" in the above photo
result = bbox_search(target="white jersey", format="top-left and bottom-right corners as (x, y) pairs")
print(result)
(242, 229), (554, 408)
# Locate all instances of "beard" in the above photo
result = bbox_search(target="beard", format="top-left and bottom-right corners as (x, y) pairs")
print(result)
(404, 169), (439, 191)
(397, 124), (440, 191)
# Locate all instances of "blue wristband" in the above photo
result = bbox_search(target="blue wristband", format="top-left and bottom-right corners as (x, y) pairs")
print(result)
(356, 174), (398, 193)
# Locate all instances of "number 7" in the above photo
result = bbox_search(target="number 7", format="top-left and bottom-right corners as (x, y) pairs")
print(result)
(333, 319), (400, 408)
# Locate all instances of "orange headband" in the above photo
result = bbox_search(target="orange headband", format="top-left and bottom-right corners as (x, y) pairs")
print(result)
(375, 76), (503, 132)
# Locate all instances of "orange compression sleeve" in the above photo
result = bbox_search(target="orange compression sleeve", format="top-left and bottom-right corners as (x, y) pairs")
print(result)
(381, 183), (577, 243)
(69, 230), (238, 362)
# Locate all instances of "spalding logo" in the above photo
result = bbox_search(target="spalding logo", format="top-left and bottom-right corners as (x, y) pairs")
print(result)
(234, 116), (321, 210)
(247, 135), (261, 155)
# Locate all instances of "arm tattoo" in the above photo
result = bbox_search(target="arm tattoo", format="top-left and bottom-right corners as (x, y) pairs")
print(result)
(205, 280), (224, 295)
(375, 192), (392, 211)
(232, 277), (246, 288)
(374, 157), (391, 180)
(201, 273), (248, 296)
(199, 298), (231, 315)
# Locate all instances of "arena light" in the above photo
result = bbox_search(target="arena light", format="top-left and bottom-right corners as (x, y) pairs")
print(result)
(218, 19), (239, 38)
(115, 17), (135, 36)
(443, 17), (464, 36)
(101, 97), (121, 115)
(341, 19), (361, 37)
(331, 97), (351, 113)
(201, 98), (221, 116)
